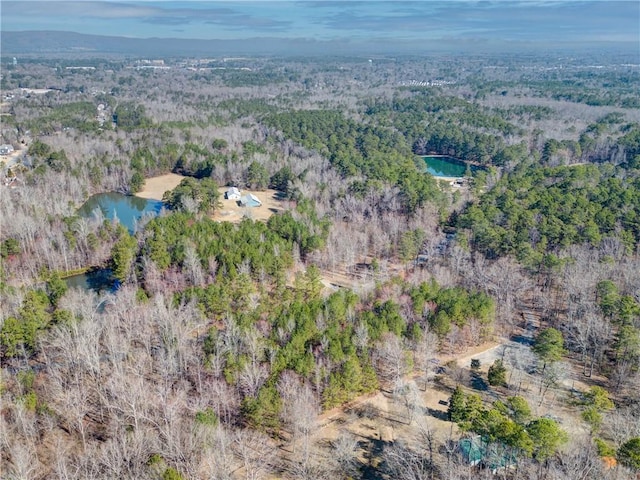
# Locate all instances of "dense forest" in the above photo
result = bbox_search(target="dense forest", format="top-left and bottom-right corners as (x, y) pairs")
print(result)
(1, 54), (639, 479)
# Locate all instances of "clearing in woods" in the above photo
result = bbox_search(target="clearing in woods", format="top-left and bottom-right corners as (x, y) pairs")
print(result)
(135, 173), (186, 200)
(136, 174), (287, 223)
(213, 189), (287, 223)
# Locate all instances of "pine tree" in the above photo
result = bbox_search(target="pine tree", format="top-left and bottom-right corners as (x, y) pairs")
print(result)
(448, 386), (466, 422)
(488, 359), (508, 387)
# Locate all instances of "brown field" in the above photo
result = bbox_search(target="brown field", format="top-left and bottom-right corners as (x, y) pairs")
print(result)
(135, 173), (186, 200)
(213, 188), (288, 223)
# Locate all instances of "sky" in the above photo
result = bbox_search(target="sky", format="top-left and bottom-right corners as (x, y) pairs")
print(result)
(2, 1), (639, 50)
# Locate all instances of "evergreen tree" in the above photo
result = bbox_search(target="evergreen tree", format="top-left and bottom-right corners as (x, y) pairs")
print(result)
(46, 272), (68, 308)
(618, 438), (640, 471)
(527, 418), (568, 461)
(505, 396), (532, 425)
(488, 359), (508, 387)
(242, 384), (282, 431)
(111, 230), (138, 283)
(448, 386), (466, 422)
(532, 328), (565, 371)
(247, 161), (269, 190)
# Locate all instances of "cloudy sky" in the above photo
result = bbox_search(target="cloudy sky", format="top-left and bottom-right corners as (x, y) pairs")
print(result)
(2, 1), (639, 49)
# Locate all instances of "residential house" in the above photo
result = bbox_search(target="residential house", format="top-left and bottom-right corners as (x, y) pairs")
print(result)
(225, 187), (241, 200)
(0, 145), (14, 155)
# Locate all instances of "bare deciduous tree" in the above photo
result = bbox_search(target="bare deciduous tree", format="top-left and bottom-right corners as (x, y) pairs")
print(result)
(233, 429), (277, 480)
(374, 333), (410, 387)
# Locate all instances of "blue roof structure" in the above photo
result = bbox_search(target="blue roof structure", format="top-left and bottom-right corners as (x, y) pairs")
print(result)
(240, 194), (262, 207)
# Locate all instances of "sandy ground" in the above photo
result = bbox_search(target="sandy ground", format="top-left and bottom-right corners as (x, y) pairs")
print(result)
(135, 173), (186, 200)
(212, 189), (287, 223)
(1, 149), (22, 161)
(312, 374), (460, 476)
(136, 175), (288, 223)
(435, 176), (462, 183)
(20, 88), (55, 95)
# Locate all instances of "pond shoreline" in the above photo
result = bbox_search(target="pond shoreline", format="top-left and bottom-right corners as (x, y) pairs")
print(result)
(423, 155), (477, 178)
(78, 192), (164, 233)
(423, 154), (486, 168)
(59, 266), (92, 279)
(63, 267), (116, 293)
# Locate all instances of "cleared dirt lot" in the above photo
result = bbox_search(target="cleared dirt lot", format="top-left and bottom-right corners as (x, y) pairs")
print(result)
(136, 175), (288, 223)
(135, 173), (186, 200)
(213, 189), (288, 223)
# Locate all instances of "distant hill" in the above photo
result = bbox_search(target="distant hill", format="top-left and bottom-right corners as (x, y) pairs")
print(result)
(2, 30), (636, 58)
(1, 30), (397, 57)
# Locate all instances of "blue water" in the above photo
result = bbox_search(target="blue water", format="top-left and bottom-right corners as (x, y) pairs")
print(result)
(64, 268), (118, 294)
(423, 156), (476, 178)
(68, 192), (163, 293)
(77, 192), (164, 233)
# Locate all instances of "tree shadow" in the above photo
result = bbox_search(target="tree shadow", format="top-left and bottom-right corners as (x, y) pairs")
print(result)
(352, 404), (380, 420)
(426, 407), (449, 422)
(273, 191), (287, 200)
(510, 334), (534, 346)
(360, 437), (389, 480)
(470, 372), (489, 391)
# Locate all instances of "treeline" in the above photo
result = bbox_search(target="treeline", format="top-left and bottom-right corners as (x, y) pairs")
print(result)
(469, 67), (640, 108)
(263, 109), (443, 212)
(117, 212), (305, 285)
(216, 69), (291, 87)
(539, 81), (640, 109)
(457, 163), (640, 263)
(129, 138), (275, 193)
(364, 92), (524, 166)
(24, 100), (101, 135)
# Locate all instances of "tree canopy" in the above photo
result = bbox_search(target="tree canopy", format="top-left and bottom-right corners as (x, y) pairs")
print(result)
(618, 438), (640, 471)
(532, 328), (565, 368)
(162, 177), (221, 215)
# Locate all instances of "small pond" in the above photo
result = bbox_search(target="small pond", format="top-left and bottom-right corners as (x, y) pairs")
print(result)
(77, 192), (164, 234)
(423, 156), (478, 178)
(70, 192), (163, 293)
(64, 268), (119, 294)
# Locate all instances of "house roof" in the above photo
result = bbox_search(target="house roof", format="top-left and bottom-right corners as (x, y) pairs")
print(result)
(240, 193), (262, 207)
(458, 436), (518, 469)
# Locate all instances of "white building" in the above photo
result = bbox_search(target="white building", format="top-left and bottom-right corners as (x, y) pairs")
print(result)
(225, 187), (241, 200)
(0, 144), (14, 155)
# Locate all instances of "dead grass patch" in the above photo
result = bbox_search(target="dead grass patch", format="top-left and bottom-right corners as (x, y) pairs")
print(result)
(135, 173), (186, 200)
